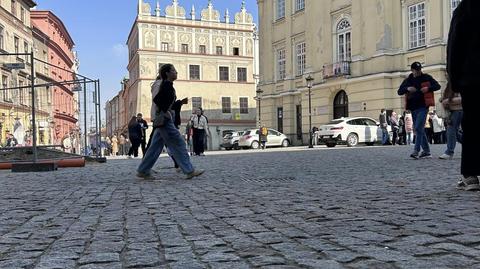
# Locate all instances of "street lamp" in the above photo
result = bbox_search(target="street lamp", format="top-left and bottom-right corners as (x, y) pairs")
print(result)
(0, 113), (6, 142)
(256, 86), (263, 128)
(305, 74), (314, 148)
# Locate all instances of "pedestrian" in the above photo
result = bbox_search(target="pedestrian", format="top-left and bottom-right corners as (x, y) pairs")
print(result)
(186, 122), (194, 156)
(431, 111), (445, 144)
(200, 108), (210, 152)
(136, 113), (148, 156)
(397, 62), (441, 159)
(398, 114), (406, 145)
(404, 110), (414, 145)
(111, 134), (118, 156)
(136, 63), (204, 179)
(439, 82), (463, 160)
(167, 97), (189, 170)
(118, 134), (126, 156)
(127, 116), (142, 158)
(390, 111), (399, 145)
(446, 0), (480, 190)
(259, 126), (268, 149)
(191, 107), (208, 156)
(6, 133), (18, 147)
(379, 109), (390, 145)
(425, 112), (434, 144)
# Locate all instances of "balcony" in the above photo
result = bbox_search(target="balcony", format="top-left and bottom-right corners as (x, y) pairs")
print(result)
(322, 61), (351, 79)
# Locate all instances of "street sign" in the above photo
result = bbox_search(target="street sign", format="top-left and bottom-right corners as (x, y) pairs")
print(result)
(3, 63), (25, 69)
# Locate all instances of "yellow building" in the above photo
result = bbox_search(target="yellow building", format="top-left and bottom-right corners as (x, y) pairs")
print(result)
(0, 0), (38, 145)
(257, 0), (460, 145)
(123, 0), (257, 150)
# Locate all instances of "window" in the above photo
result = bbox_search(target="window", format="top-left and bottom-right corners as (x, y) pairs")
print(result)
(11, 0), (16, 16)
(14, 36), (19, 53)
(181, 44), (189, 53)
(295, 0), (305, 12)
(216, 46), (223, 55)
(451, 0), (461, 16)
(296, 42), (306, 76)
(2, 75), (8, 101)
(277, 48), (286, 80)
(239, 97), (248, 114)
(337, 19), (351, 62)
(161, 42), (169, 52)
(192, 97), (202, 111)
(199, 45), (206, 54)
(219, 66), (229, 81)
(20, 7), (25, 22)
(189, 65), (200, 80)
(233, 47), (240, 56)
(408, 2), (426, 49)
(222, 97), (231, 113)
(18, 80), (24, 104)
(24, 41), (29, 63)
(0, 26), (4, 50)
(237, 67), (247, 82)
(276, 0), (285, 20)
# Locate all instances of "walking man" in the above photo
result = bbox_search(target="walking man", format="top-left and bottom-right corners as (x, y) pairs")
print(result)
(136, 113), (148, 156)
(447, 0), (480, 190)
(379, 109), (389, 145)
(397, 62), (440, 159)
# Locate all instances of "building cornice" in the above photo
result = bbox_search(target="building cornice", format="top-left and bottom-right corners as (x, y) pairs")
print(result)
(138, 49), (254, 59)
(31, 10), (75, 47)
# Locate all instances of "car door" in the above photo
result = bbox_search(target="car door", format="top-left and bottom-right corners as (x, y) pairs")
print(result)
(267, 129), (281, 146)
(361, 118), (376, 142)
(346, 119), (363, 142)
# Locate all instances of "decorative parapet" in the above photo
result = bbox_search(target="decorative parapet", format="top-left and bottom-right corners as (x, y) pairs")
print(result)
(201, 0), (220, 22)
(165, 0), (186, 19)
(235, 1), (254, 25)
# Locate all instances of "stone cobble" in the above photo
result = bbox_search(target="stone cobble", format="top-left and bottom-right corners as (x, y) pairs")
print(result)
(1, 144), (480, 268)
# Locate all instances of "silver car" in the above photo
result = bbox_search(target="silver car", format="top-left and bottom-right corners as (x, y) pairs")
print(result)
(220, 131), (244, 150)
(238, 128), (290, 149)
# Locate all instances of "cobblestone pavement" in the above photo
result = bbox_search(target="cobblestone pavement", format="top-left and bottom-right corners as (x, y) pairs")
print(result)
(1, 144), (480, 269)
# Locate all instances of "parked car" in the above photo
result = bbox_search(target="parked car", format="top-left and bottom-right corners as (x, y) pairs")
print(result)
(238, 128), (290, 149)
(317, 117), (392, 147)
(220, 131), (244, 150)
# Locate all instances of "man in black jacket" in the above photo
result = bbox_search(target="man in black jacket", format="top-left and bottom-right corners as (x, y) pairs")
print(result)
(136, 113), (148, 156)
(398, 62), (440, 159)
(447, 0), (480, 191)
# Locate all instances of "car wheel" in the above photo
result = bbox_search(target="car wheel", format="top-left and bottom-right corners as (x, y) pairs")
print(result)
(346, 133), (359, 147)
(225, 147), (232, 150)
(281, 139), (289, 147)
(326, 143), (336, 148)
(365, 142), (374, 146)
(251, 141), (260, 149)
(233, 143), (240, 150)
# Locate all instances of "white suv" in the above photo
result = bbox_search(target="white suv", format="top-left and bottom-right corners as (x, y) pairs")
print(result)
(317, 117), (390, 147)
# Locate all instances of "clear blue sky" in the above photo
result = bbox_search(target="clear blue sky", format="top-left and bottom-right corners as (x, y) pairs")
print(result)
(36, 0), (258, 109)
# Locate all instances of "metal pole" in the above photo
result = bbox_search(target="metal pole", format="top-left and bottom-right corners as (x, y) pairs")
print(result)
(93, 81), (98, 157)
(83, 78), (87, 156)
(97, 80), (102, 157)
(30, 51), (38, 161)
(258, 97), (261, 127)
(308, 86), (313, 148)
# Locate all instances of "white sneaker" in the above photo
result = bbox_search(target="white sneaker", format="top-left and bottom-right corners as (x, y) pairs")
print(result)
(439, 153), (453, 160)
(186, 169), (205, 179)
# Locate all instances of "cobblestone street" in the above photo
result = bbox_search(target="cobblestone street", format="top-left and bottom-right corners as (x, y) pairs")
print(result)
(1, 145), (480, 269)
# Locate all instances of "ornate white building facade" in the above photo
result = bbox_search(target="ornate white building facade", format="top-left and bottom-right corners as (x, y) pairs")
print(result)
(118, 0), (257, 150)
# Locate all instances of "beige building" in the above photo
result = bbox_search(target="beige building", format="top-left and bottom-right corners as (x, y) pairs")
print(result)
(257, 0), (460, 145)
(0, 0), (40, 145)
(121, 0), (257, 150)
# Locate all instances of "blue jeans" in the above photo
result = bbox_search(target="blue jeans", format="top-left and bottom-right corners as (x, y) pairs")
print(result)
(412, 108), (430, 154)
(381, 128), (389, 144)
(445, 110), (463, 156)
(137, 117), (194, 175)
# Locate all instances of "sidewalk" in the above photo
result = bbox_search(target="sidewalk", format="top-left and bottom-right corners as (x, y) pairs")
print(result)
(0, 144), (478, 268)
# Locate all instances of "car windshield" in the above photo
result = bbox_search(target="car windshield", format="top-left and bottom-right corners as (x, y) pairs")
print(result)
(243, 131), (251, 135)
(329, 119), (344, 124)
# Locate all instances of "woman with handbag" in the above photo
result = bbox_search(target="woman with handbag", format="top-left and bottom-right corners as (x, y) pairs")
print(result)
(137, 64), (204, 180)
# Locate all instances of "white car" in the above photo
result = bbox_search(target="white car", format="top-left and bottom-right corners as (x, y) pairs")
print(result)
(238, 128), (290, 149)
(317, 117), (391, 147)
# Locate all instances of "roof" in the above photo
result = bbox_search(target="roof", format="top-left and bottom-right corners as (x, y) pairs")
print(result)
(30, 10), (75, 47)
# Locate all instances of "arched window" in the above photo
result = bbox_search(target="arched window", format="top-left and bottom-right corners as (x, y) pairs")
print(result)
(333, 90), (349, 119)
(336, 19), (351, 62)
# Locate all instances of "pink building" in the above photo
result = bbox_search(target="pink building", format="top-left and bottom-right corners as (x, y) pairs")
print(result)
(31, 11), (77, 145)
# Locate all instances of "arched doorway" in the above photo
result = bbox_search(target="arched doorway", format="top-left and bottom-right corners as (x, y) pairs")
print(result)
(333, 90), (349, 119)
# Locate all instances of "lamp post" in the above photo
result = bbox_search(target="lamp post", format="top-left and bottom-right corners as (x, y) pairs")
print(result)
(305, 74), (314, 148)
(0, 113), (6, 143)
(256, 86), (263, 128)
